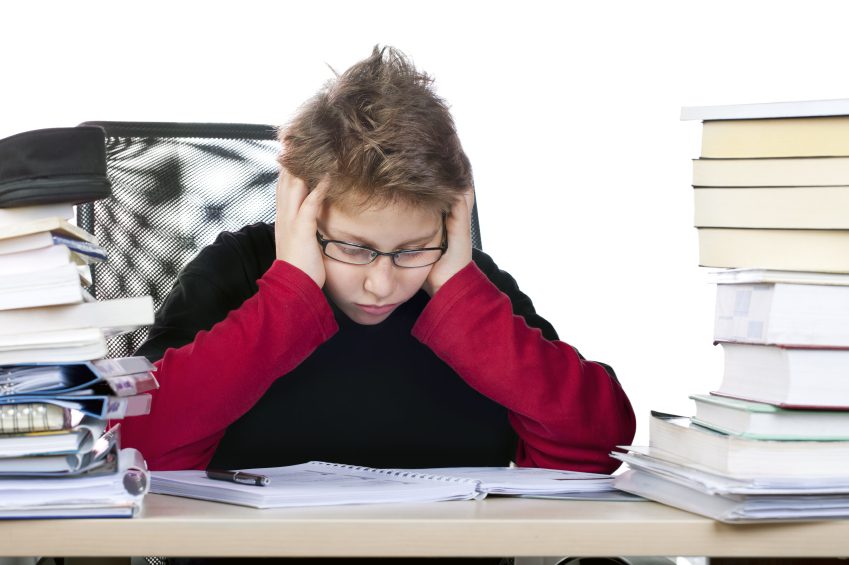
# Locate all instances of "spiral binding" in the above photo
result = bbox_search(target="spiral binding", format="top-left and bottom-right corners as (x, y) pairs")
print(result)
(310, 461), (478, 485)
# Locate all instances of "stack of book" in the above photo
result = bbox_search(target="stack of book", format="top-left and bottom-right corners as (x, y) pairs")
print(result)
(0, 201), (154, 518)
(613, 99), (849, 522)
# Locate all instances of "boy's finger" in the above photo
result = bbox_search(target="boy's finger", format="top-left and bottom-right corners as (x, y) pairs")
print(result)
(296, 177), (329, 223)
(279, 170), (310, 224)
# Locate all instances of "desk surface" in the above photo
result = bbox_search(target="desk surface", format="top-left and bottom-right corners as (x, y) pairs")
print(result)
(2, 494), (849, 557)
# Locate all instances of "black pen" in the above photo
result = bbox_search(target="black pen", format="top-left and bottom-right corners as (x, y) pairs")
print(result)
(206, 468), (271, 487)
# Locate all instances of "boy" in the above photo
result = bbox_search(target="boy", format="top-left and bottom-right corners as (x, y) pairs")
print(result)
(121, 46), (636, 476)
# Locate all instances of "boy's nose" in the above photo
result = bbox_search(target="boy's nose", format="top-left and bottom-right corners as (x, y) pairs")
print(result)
(363, 255), (396, 298)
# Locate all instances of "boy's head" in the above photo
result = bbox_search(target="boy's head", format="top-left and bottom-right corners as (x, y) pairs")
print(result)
(278, 45), (473, 216)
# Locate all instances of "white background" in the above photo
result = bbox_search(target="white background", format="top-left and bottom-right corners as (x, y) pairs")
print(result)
(2, 0), (848, 445)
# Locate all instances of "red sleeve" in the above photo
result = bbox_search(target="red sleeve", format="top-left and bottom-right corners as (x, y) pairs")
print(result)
(411, 262), (636, 474)
(120, 261), (338, 470)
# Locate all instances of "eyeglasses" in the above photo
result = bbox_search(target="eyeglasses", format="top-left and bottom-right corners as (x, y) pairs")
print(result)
(316, 231), (446, 268)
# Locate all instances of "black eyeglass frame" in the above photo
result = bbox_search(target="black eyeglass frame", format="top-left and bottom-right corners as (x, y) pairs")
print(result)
(315, 230), (447, 268)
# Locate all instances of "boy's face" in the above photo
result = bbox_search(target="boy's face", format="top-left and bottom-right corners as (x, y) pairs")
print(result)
(317, 200), (443, 325)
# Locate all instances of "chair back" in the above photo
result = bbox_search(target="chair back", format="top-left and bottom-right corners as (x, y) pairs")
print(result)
(78, 121), (482, 358)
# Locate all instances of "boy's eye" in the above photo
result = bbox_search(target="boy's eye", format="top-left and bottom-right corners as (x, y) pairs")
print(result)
(339, 245), (372, 258)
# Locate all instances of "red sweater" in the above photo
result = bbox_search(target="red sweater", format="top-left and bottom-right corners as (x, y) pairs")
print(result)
(121, 230), (635, 473)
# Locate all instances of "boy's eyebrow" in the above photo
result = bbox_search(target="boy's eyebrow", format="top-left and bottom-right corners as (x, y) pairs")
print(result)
(329, 228), (440, 248)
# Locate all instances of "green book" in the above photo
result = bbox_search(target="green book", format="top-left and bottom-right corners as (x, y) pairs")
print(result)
(691, 393), (849, 441)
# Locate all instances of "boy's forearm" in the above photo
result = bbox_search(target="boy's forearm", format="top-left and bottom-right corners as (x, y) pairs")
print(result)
(121, 260), (338, 470)
(412, 262), (636, 474)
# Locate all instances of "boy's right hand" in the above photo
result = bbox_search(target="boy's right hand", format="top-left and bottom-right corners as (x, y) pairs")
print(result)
(274, 170), (327, 288)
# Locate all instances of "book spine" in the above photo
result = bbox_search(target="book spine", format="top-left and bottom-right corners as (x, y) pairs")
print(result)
(0, 403), (69, 433)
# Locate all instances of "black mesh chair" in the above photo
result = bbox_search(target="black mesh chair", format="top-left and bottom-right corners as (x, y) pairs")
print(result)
(78, 121), (483, 359)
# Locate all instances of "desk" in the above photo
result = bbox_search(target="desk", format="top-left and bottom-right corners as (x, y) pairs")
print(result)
(1, 495), (849, 557)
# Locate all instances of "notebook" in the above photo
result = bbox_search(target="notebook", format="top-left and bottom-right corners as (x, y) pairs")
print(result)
(151, 461), (615, 508)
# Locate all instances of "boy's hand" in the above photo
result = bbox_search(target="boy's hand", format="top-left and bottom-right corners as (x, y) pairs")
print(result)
(423, 188), (475, 296)
(274, 170), (327, 288)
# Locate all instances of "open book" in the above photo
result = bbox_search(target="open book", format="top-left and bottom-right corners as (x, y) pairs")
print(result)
(151, 461), (615, 509)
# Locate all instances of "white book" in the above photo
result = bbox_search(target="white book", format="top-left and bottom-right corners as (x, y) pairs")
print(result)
(0, 417), (104, 458)
(0, 203), (75, 227)
(681, 98), (849, 121)
(151, 461), (613, 509)
(0, 296), (153, 336)
(0, 217), (96, 244)
(708, 268), (849, 286)
(0, 263), (91, 311)
(714, 281), (849, 346)
(0, 244), (99, 275)
(715, 342), (849, 409)
(0, 328), (107, 365)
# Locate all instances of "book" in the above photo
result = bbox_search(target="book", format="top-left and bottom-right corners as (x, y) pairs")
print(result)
(0, 328), (107, 365)
(0, 232), (105, 258)
(0, 447), (149, 519)
(0, 402), (84, 434)
(696, 116), (849, 158)
(714, 342), (849, 409)
(694, 186), (849, 229)
(614, 468), (849, 523)
(690, 394), (849, 440)
(0, 417), (104, 458)
(698, 228), (849, 273)
(0, 296), (154, 336)
(714, 281), (849, 346)
(648, 411), (849, 479)
(0, 244), (100, 276)
(692, 157), (849, 187)
(681, 98), (849, 121)
(151, 461), (615, 509)
(0, 203), (75, 227)
(0, 217), (96, 245)
(0, 263), (91, 311)
(708, 268), (849, 286)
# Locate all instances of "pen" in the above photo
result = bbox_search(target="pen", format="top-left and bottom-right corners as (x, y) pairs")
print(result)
(205, 468), (271, 487)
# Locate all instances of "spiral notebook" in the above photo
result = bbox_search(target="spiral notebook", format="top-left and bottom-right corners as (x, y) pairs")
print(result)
(151, 461), (615, 508)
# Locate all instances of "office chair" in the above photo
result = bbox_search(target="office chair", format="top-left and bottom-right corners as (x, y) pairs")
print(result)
(78, 120), (483, 359)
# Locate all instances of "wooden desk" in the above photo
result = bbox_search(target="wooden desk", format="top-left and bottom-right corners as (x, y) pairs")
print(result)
(2, 495), (849, 557)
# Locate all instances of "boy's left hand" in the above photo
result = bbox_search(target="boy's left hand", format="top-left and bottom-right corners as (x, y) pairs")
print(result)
(424, 188), (475, 296)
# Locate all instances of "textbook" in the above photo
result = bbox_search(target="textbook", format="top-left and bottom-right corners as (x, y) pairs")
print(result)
(692, 157), (849, 187)
(694, 186), (849, 229)
(151, 461), (615, 508)
(0, 203), (74, 227)
(697, 116), (849, 158)
(690, 394), (849, 440)
(0, 232), (106, 260)
(0, 296), (154, 337)
(0, 417), (104, 458)
(714, 342), (849, 408)
(713, 280), (849, 346)
(698, 228), (849, 273)
(0, 244), (99, 276)
(0, 217), (96, 245)
(0, 328), (107, 365)
(648, 412), (849, 479)
(681, 98), (849, 121)
(0, 263), (92, 311)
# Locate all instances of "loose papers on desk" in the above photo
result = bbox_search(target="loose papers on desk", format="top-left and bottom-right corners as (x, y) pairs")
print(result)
(151, 461), (617, 508)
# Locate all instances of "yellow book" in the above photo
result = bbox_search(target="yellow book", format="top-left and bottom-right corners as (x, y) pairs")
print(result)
(692, 157), (849, 187)
(698, 228), (849, 273)
(694, 186), (849, 229)
(701, 116), (849, 158)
